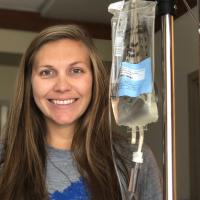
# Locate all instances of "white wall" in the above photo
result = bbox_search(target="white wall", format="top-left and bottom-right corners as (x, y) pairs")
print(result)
(0, 65), (18, 100)
(0, 28), (112, 61)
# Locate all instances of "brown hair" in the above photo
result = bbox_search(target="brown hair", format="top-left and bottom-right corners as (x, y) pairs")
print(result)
(0, 25), (128, 200)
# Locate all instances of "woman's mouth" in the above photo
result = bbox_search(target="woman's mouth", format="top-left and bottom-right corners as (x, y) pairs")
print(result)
(49, 98), (77, 105)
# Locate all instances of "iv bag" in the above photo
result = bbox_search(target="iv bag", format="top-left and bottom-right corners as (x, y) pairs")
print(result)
(109, 0), (158, 128)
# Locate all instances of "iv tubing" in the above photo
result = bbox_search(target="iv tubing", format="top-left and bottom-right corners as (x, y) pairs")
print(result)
(108, 83), (127, 200)
(128, 126), (144, 193)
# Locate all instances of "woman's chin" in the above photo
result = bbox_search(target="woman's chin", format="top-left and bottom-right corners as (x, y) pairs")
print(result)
(52, 118), (76, 127)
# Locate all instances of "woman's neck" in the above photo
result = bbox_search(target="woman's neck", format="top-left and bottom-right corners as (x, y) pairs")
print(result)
(46, 121), (75, 150)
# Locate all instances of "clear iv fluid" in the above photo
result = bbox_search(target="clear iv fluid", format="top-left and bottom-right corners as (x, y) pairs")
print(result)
(111, 94), (158, 127)
(109, 0), (158, 128)
(110, 58), (158, 127)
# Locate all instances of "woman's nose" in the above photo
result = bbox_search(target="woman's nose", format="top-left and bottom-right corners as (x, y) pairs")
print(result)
(53, 75), (72, 92)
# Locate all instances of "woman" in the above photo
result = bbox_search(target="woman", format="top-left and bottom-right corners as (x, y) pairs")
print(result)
(0, 25), (162, 200)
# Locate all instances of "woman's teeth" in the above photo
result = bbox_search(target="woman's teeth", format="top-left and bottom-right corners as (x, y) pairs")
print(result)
(51, 99), (76, 105)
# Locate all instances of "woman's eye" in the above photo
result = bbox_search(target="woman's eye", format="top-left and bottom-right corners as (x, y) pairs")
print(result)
(39, 69), (54, 77)
(71, 68), (83, 74)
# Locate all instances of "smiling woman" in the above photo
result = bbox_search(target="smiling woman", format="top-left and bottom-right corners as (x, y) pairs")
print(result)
(0, 25), (162, 200)
(31, 39), (93, 149)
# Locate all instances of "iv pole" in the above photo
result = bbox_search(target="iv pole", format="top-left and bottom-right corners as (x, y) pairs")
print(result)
(157, 0), (177, 199)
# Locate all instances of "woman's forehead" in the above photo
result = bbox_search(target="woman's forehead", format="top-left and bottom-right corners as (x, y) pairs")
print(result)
(33, 39), (91, 65)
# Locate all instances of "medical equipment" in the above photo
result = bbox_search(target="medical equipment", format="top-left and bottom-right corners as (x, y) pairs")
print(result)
(108, 0), (157, 199)
(109, 0), (158, 128)
(109, 0), (199, 198)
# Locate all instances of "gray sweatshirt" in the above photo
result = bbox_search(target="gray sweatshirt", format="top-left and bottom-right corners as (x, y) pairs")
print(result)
(46, 144), (162, 200)
(0, 144), (163, 200)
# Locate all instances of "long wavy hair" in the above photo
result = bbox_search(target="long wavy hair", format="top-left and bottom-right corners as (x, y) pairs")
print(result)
(0, 25), (128, 200)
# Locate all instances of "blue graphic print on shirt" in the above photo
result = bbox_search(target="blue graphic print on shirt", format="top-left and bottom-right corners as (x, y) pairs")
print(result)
(49, 178), (90, 200)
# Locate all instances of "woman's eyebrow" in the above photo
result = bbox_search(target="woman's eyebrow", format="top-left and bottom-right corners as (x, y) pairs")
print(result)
(33, 64), (54, 71)
(70, 61), (91, 69)
(33, 60), (91, 71)
(69, 61), (89, 66)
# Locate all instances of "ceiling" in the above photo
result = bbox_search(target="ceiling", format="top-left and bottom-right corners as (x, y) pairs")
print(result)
(0, 0), (197, 39)
(0, 0), (117, 24)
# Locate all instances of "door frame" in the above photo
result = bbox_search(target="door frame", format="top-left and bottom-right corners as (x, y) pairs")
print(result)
(188, 70), (200, 200)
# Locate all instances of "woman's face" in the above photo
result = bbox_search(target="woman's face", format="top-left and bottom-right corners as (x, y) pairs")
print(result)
(31, 39), (93, 129)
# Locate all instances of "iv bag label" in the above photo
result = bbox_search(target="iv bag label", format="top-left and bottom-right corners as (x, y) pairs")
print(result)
(118, 57), (152, 97)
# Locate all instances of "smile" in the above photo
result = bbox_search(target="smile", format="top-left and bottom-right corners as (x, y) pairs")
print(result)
(50, 99), (77, 105)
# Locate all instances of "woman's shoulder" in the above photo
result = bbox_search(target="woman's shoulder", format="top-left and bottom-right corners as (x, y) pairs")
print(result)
(113, 132), (158, 162)
(113, 132), (162, 199)
(115, 137), (160, 173)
